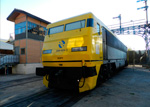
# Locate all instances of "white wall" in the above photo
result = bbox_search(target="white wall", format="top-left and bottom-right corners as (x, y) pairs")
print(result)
(12, 63), (43, 74)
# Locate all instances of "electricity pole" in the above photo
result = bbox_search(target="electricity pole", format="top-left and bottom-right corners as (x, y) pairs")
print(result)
(137, 0), (149, 63)
(145, 0), (148, 26)
(113, 14), (122, 34)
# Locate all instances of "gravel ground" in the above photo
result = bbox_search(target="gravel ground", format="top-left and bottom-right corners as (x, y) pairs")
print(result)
(73, 66), (150, 107)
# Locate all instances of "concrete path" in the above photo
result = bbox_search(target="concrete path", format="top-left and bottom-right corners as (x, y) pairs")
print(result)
(0, 74), (36, 82)
(73, 66), (150, 107)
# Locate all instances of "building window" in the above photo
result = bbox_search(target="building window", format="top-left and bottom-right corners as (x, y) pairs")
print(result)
(15, 21), (26, 35)
(28, 21), (46, 36)
(15, 21), (46, 36)
(21, 48), (25, 55)
(14, 46), (20, 55)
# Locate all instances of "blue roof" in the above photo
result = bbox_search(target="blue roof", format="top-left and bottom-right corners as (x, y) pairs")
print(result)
(7, 9), (51, 24)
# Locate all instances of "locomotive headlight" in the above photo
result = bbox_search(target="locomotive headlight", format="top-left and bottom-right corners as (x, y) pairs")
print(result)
(71, 46), (87, 52)
(43, 50), (52, 54)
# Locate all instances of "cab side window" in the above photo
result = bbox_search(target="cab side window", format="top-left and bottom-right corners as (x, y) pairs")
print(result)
(97, 23), (100, 35)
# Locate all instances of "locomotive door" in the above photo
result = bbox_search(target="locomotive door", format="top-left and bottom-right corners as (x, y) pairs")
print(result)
(102, 27), (107, 60)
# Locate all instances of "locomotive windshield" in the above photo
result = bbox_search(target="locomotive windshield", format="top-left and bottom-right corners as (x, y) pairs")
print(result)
(65, 20), (85, 31)
(47, 19), (88, 35)
(48, 25), (64, 35)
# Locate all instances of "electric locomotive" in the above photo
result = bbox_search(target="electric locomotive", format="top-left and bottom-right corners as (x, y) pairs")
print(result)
(36, 13), (127, 92)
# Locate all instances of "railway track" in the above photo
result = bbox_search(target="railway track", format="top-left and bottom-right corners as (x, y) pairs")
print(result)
(1, 88), (89, 107)
(0, 76), (42, 89)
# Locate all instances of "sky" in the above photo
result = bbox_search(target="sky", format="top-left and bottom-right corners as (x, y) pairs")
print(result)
(0, 0), (150, 50)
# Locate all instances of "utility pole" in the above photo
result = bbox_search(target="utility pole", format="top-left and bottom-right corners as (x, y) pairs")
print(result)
(113, 14), (122, 34)
(130, 20), (135, 34)
(145, 0), (148, 26)
(145, 0), (150, 63)
(137, 0), (150, 64)
(119, 14), (122, 34)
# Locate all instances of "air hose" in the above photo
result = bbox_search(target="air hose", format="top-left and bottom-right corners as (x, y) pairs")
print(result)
(46, 74), (49, 81)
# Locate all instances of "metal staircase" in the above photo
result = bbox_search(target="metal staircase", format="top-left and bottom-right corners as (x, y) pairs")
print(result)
(0, 55), (19, 69)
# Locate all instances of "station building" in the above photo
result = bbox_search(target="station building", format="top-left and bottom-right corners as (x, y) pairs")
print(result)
(7, 9), (50, 74)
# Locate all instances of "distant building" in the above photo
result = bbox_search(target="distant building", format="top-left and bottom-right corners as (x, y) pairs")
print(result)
(0, 41), (14, 74)
(0, 41), (13, 55)
(7, 9), (50, 74)
(0, 39), (7, 43)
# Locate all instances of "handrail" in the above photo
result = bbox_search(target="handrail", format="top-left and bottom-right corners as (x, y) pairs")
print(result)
(0, 55), (19, 67)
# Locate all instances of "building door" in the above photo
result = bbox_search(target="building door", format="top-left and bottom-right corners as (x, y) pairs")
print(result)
(14, 46), (20, 55)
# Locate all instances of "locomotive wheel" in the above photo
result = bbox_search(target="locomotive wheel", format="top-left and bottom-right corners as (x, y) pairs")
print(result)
(102, 65), (109, 81)
(109, 64), (114, 77)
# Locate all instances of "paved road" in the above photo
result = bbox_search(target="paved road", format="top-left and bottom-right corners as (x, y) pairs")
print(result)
(0, 66), (150, 107)
(0, 75), (45, 106)
(73, 66), (150, 107)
